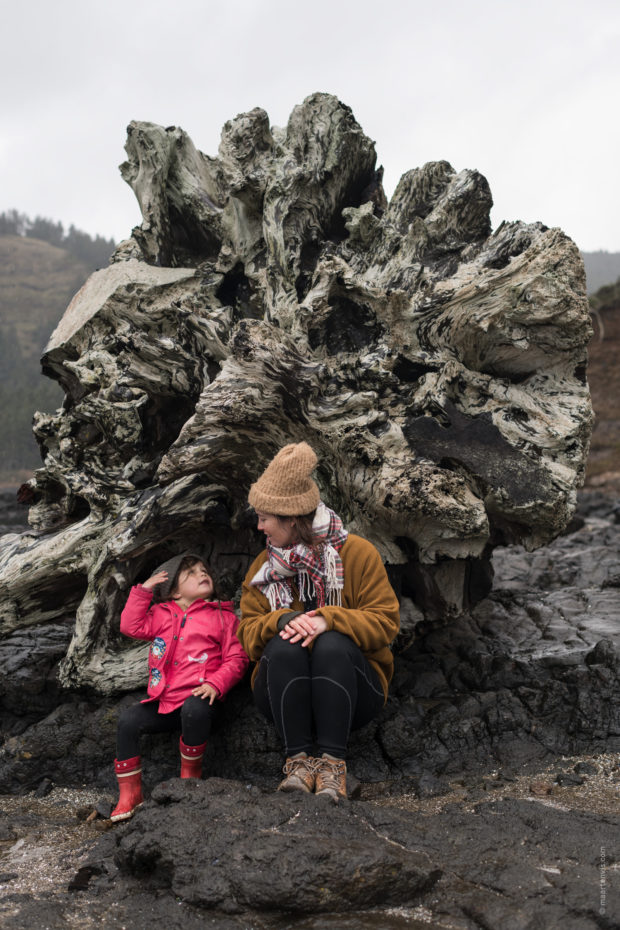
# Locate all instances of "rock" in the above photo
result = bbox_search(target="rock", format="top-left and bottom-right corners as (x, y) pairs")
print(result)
(585, 638), (618, 667)
(95, 800), (113, 820)
(555, 772), (585, 787)
(98, 778), (440, 914)
(67, 864), (107, 892)
(105, 779), (440, 913)
(573, 761), (597, 776)
(33, 778), (54, 798)
(0, 623), (74, 723)
(0, 93), (592, 702)
(411, 772), (448, 798)
(74, 781), (618, 928)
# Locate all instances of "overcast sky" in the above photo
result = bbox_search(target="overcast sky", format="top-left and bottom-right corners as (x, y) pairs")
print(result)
(2, 0), (619, 252)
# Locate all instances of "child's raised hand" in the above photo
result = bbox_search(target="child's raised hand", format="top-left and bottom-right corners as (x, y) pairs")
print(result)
(192, 682), (220, 704)
(142, 570), (168, 591)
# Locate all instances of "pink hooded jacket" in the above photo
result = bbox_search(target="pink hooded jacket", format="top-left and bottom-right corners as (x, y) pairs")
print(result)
(120, 585), (249, 714)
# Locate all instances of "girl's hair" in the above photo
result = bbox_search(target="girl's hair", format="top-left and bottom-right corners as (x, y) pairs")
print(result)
(171, 555), (219, 600)
(277, 510), (318, 549)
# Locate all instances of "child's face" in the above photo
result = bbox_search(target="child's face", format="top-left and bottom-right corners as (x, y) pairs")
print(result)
(172, 562), (214, 603)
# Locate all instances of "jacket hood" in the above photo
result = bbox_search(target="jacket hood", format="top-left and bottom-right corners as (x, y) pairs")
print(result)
(151, 551), (205, 603)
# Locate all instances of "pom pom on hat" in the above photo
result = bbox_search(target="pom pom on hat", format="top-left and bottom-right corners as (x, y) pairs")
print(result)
(248, 442), (320, 516)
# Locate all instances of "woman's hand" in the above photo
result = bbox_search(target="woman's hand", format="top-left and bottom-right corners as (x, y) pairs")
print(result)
(142, 570), (168, 591)
(279, 610), (328, 647)
(192, 682), (220, 703)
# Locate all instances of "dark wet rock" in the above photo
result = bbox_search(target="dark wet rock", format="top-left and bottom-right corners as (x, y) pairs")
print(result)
(410, 772), (448, 798)
(585, 638), (618, 667)
(366, 796), (618, 930)
(87, 779), (440, 914)
(574, 761), (597, 775)
(67, 779), (619, 929)
(95, 799), (113, 820)
(0, 623), (73, 722)
(33, 777), (54, 798)
(555, 772), (586, 786)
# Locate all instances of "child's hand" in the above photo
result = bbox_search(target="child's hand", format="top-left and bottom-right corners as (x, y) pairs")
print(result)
(192, 682), (220, 704)
(142, 570), (168, 591)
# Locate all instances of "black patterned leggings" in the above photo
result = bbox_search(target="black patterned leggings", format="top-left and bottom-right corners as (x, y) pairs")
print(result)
(116, 696), (216, 761)
(252, 631), (385, 759)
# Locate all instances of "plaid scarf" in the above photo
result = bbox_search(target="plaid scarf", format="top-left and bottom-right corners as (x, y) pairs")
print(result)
(250, 502), (348, 610)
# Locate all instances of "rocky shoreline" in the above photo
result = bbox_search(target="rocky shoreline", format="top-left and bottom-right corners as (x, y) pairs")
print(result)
(0, 487), (618, 927)
(1, 491), (618, 795)
(0, 749), (617, 929)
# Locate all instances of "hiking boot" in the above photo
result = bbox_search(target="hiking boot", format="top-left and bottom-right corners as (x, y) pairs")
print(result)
(277, 754), (317, 793)
(315, 755), (347, 800)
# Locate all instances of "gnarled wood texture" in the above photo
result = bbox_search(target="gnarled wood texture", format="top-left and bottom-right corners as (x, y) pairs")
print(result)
(0, 93), (592, 693)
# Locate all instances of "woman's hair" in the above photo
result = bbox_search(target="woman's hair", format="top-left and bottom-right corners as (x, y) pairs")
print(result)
(277, 510), (318, 549)
(171, 555), (219, 600)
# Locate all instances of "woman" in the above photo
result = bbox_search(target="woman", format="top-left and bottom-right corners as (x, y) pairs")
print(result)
(238, 442), (400, 800)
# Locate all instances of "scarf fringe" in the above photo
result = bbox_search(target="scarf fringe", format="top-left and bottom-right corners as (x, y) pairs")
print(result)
(251, 502), (347, 610)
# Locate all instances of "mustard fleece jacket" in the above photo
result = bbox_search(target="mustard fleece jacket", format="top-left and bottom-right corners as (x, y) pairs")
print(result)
(238, 534), (400, 701)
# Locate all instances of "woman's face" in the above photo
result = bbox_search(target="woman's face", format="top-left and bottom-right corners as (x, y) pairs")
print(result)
(256, 512), (298, 548)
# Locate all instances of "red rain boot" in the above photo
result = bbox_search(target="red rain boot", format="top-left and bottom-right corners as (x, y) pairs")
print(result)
(111, 756), (143, 822)
(179, 737), (207, 778)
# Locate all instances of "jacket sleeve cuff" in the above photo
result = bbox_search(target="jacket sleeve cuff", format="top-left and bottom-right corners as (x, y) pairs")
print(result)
(277, 610), (302, 632)
(134, 584), (154, 600)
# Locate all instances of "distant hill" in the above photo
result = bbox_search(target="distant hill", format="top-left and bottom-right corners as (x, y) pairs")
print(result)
(586, 279), (620, 492)
(0, 236), (103, 480)
(0, 209), (115, 271)
(581, 251), (620, 294)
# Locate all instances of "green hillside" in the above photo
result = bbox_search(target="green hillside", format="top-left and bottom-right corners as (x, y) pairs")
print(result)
(0, 236), (94, 480)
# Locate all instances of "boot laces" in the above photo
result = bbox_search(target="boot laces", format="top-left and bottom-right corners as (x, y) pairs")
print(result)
(283, 756), (316, 777)
(316, 757), (345, 790)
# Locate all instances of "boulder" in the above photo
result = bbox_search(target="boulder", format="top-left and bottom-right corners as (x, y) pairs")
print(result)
(73, 778), (617, 928)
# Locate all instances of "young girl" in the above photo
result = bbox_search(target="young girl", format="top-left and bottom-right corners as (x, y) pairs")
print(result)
(111, 551), (249, 821)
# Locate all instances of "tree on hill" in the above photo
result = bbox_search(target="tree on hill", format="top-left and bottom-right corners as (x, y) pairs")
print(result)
(0, 209), (116, 270)
(0, 219), (116, 480)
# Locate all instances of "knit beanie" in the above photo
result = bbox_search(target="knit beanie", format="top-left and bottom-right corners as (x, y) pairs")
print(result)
(150, 551), (206, 603)
(248, 442), (320, 516)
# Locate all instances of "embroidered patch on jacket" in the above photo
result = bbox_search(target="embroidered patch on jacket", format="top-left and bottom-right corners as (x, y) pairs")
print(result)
(151, 637), (166, 659)
(187, 652), (209, 663)
(149, 668), (162, 687)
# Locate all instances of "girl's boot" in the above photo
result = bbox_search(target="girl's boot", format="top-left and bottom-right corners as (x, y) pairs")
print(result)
(111, 756), (143, 821)
(180, 737), (207, 778)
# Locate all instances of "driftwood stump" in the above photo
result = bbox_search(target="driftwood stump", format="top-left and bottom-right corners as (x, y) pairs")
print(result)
(0, 93), (592, 694)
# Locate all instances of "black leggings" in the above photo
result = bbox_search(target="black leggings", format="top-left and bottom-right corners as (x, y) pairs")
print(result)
(116, 696), (216, 761)
(253, 631), (385, 760)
